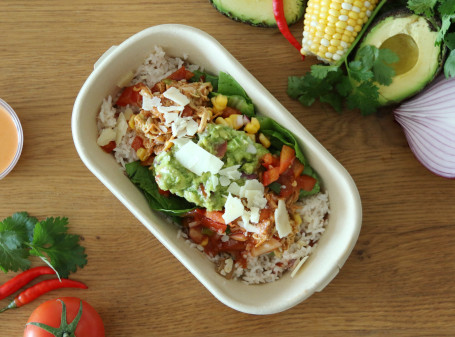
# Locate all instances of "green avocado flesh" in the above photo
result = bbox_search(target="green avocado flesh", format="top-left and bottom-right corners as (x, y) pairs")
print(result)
(210, 0), (305, 27)
(153, 124), (269, 211)
(357, 12), (442, 105)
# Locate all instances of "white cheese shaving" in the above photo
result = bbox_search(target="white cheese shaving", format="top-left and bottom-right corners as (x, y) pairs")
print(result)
(175, 141), (224, 176)
(249, 207), (260, 223)
(275, 199), (292, 238)
(222, 194), (244, 224)
(115, 112), (128, 145)
(142, 95), (161, 111)
(227, 182), (241, 196)
(219, 165), (242, 180)
(163, 86), (190, 106)
(97, 128), (116, 146)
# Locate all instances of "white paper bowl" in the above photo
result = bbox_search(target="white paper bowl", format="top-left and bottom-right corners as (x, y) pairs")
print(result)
(72, 24), (362, 315)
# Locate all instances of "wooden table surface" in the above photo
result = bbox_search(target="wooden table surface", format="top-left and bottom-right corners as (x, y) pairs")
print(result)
(1, 1), (455, 336)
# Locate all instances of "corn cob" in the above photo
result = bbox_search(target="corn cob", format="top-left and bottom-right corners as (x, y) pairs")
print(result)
(301, 0), (379, 63)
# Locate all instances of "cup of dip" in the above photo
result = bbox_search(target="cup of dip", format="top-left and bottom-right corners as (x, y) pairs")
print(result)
(0, 99), (23, 179)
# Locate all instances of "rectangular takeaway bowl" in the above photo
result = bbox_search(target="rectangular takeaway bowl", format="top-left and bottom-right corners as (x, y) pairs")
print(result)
(72, 24), (362, 315)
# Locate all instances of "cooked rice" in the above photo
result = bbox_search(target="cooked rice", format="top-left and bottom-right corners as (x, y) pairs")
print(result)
(97, 46), (330, 284)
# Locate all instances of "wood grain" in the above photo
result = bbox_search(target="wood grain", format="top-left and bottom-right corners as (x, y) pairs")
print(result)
(1, 1), (455, 336)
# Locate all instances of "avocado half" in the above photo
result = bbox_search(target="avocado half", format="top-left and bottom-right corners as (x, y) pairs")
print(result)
(209, 0), (305, 27)
(356, 11), (443, 105)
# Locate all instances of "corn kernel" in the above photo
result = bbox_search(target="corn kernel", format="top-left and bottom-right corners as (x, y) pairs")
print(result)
(136, 147), (149, 161)
(128, 116), (135, 129)
(293, 213), (303, 226)
(211, 94), (228, 112)
(200, 237), (209, 247)
(215, 117), (227, 126)
(259, 133), (271, 148)
(244, 117), (260, 134)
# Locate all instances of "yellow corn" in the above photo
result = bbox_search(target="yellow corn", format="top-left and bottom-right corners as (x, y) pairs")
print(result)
(211, 94), (228, 112)
(200, 237), (209, 247)
(300, 0), (379, 63)
(244, 117), (260, 134)
(136, 147), (150, 161)
(128, 116), (135, 129)
(293, 213), (302, 226)
(259, 133), (271, 148)
(215, 117), (229, 126)
(225, 114), (244, 130)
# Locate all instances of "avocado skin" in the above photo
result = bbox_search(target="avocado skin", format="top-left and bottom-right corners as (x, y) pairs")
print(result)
(209, 0), (305, 28)
(356, 9), (446, 106)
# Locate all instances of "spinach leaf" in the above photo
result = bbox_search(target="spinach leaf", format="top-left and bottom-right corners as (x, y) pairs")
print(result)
(190, 70), (219, 90)
(125, 161), (195, 216)
(256, 116), (307, 166)
(257, 117), (320, 196)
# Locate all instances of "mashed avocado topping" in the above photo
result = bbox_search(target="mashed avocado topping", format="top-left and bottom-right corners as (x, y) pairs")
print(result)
(153, 124), (269, 211)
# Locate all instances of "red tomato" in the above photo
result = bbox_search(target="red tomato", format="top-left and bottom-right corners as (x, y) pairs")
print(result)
(166, 66), (194, 81)
(101, 141), (116, 153)
(131, 136), (143, 151)
(116, 83), (143, 106)
(279, 145), (295, 174)
(262, 166), (280, 186)
(24, 297), (104, 337)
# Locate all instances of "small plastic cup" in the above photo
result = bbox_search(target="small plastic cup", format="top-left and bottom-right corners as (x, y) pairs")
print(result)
(0, 98), (23, 179)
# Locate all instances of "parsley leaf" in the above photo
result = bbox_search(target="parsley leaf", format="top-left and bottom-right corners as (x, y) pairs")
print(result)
(0, 212), (87, 277)
(29, 217), (87, 278)
(287, 45), (397, 115)
(444, 49), (455, 77)
(407, 0), (437, 17)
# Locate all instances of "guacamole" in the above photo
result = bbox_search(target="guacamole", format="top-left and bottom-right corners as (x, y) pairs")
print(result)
(153, 124), (269, 211)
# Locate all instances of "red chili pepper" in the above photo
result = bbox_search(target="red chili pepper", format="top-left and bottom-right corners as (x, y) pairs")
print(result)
(0, 266), (55, 301)
(0, 278), (87, 313)
(272, 0), (305, 60)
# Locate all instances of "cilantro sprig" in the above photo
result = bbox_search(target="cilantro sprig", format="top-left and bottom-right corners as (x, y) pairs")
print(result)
(0, 212), (87, 278)
(288, 45), (398, 115)
(408, 0), (455, 77)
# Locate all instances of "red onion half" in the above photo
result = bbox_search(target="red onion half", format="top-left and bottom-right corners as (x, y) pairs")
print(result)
(394, 76), (455, 178)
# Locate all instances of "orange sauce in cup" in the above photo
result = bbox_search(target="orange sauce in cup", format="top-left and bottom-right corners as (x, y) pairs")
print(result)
(0, 104), (19, 174)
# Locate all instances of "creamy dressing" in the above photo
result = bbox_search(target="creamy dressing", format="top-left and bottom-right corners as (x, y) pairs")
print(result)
(0, 104), (19, 174)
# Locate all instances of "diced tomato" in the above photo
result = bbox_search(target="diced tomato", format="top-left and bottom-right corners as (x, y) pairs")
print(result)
(262, 166), (280, 186)
(205, 211), (226, 225)
(131, 136), (143, 151)
(279, 145), (295, 174)
(261, 153), (279, 169)
(297, 174), (317, 191)
(116, 83), (143, 106)
(158, 188), (170, 197)
(292, 160), (305, 178)
(166, 66), (194, 81)
(185, 209), (227, 233)
(101, 141), (116, 153)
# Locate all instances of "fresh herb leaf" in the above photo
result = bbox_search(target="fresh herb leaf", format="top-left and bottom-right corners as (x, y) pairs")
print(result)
(29, 217), (87, 278)
(407, 0), (438, 17)
(310, 64), (339, 79)
(347, 81), (380, 115)
(268, 182), (282, 194)
(445, 32), (455, 50)
(0, 212), (87, 277)
(126, 161), (195, 216)
(444, 49), (455, 77)
(0, 230), (30, 273)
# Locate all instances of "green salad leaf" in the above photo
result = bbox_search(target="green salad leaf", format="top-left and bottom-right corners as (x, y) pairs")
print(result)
(0, 213), (87, 278)
(125, 161), (195, 217)
(256, 117), (320, 196)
